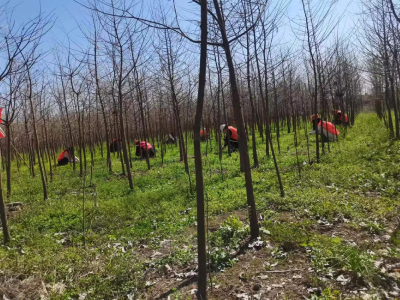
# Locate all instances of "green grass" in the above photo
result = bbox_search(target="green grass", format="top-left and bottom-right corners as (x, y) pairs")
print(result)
(0, 113), (399, 298)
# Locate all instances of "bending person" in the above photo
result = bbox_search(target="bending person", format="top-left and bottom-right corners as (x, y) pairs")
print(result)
(332, 109), (349, 125)
(220, 124), (239, 151)
(135, 140), (156, 159)
(310, 115), (339, 142)
(109, 139), (121, 153)
(164, 134), (175, 145)
(58, 147), (80, 166)
(200, 129), (209, 142)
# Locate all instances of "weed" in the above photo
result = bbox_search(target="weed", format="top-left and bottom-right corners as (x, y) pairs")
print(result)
(391, 229), (400, 246)
(210, 215), (249, 247)
(365, 221), (384, 234)
(157, 246), (195, 268)
(264, 221), (312, 248)
(307, 288), (341, 300)
(208, 215), (249, 270)
(312, 244), (376, 282)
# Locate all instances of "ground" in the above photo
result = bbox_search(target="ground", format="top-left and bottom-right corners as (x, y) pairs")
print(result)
(0, 113), (399, 300)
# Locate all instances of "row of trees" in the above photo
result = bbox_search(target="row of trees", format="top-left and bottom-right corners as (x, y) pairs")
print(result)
(0, 0), (377, 298)
(364, 0), (400, 138)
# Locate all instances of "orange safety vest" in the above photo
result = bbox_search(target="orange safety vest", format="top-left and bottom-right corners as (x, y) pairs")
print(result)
(140, 141), (153, 150)
(200, 130), (207, 137)
(337, 110), (349, 123)
(338, 114), (348, 123)
(58, 150), (68, 161)
(319, 121), (339, 136)
(229, 126), (238, 140)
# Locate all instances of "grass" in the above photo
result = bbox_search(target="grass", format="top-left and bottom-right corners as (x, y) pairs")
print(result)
(0, 113), (399, 298)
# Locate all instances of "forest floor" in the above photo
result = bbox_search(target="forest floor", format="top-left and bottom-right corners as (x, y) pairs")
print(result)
(0, 113), (400, 300)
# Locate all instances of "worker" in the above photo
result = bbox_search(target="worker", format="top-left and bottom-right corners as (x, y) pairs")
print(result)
(220, 124), (239, 151)
(109, 139), (121, 153)
(135, 140), (156, 158)
(310, 115), (339, 142)
(200, 128), (209, 142)
(332, 110), (349, 125)
(164, 133), (175, 145)
(57, 147), (80, 166)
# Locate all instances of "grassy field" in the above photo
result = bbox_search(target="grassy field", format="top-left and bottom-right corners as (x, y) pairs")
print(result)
(1, 113), (400, 299)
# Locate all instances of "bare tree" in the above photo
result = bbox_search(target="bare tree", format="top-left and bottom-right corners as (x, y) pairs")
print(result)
(0, 4), (53, 242)
(193, 1), (208, 297)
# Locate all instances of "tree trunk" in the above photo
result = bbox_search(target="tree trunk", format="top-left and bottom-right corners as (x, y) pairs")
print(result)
(0, 146), (10, 244)
(5, 124), (11, 196)
(27, 68), (48, 200)
(193, 1), (208, 298)
(213, 0), (259, 239)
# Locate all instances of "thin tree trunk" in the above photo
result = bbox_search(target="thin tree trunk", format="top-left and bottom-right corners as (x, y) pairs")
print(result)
(27, 68), (48, 200)
(0, 145), (10, 243)
(193, 1), (208, 297)
(213, 0), (259, 239)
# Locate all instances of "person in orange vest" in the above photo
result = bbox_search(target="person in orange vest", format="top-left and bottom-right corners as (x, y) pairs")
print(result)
(332, 110), (349, 125)
(220, 124), (239, 151)
(310, 115), (339, 142)
(135, 140), (156, 158)
(109, 139), (121, 153)
(57, 147), (80, 166)
(200, 128), (209, 142)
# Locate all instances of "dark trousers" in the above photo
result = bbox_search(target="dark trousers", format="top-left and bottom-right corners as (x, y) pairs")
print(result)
(321, 134), (329, 143)
(230, 140), (239, 151)
(147, 148), (156, 158)
(200, 135), (209, 142)
(109, 140), (120, 153)
(58, 157), (69, 166)
(136, 147), (156, 158)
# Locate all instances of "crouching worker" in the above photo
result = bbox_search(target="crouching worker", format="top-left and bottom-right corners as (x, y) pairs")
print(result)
(109, 139), (121, 153)
(58, 147), (80, 166)
(220, 124), (239, 151)
(135, 140), (156, 158)
(332, 110), (349, 125)
(310, 115), (339, 142)
(164, 133), (175, 145)
(200, 129), (209, 142)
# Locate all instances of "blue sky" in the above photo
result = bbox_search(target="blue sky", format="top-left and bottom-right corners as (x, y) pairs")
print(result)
(7, 0), (193, 53)
(7, 0), (359, 58)
(8, 0), (88, 52)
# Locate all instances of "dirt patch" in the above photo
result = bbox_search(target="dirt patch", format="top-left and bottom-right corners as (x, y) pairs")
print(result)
(0, 276), (48, 300)
(6, 202), (24, 219)
(141, 210), (250, 298)
(314, 219), (400, 248)
(313, 222), (370, 242)
(145, 246), (312, 299)
(144, 211), (400, 299)
(144, 266), (198, 299)
(205, 249), (311, 300)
